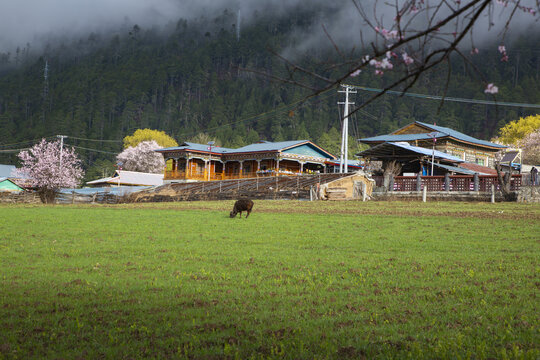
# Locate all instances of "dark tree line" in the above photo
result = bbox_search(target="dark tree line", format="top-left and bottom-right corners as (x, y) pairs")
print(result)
(0, 5), (538, 180)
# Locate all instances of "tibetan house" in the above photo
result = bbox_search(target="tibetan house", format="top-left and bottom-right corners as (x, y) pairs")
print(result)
(359, 121), (506, 167)
(155, 140), (337, 183)
(357, 141), (476, 176)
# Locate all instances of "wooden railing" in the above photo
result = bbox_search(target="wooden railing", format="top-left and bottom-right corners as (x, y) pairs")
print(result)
(372, 175), (523, 192)
(164, 169), (315, 181)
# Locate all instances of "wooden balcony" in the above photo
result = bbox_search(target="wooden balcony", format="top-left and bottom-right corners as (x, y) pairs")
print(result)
(164, 169), (317, 181)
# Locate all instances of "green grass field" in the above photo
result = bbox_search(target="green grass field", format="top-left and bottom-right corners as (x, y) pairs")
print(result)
(1, 201), (539, 359)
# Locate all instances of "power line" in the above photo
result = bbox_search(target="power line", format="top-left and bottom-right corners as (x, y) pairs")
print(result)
(0, 136), (57, 148)
(67, 136), (122, 143)
(70, 145), (118, 155)
(348, 85), (540, 109)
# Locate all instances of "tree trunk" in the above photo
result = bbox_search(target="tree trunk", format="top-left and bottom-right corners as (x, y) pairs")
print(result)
(38, 188), (57, 204)
(382, 160), (402, 191)
(495, 162), (514, 201)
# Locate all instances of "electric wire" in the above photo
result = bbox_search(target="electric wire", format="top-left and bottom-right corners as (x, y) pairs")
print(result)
(0, 136), (57, 148)
(347, 85), (540, 109)
(70, 145), (119, 155)
(67, 136), (122, 143)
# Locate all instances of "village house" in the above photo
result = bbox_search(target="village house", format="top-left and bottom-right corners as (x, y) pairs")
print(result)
(155, 140), (337, 183)
(359, 121), (506, 168)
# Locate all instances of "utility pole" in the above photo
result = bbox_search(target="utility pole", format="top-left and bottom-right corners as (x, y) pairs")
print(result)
(57, 135), (67, 169)
(338, 85), (356, 173)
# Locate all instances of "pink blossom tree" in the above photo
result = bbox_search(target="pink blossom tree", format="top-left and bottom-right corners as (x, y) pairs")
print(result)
(260, 0), (539, 112)
(17, 139), (84, 203)
(116, 140), (165, 174)
(520, 128), (540, 165)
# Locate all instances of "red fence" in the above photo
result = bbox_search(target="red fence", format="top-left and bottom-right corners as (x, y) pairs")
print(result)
(373, 175), (522, 192)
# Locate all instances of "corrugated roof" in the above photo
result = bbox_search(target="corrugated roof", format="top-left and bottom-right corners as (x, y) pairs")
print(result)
(415, 121), (506, 149)
(359, 122), (506, 149)
(427, 162), (485, 175)
(357, 142), (464, 163)
(359, 132), (447, 143)
(500, 150), (520, 163)
(156, 140), (335, 159)
(231, 140), (308, 153)
(156, 142), (234, 154)
(459, 162), (498, 175)
(86, 170), (164, 186)
(326, 158), (363, 168)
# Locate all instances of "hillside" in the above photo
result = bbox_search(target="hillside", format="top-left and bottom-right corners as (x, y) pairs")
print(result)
(0, 6), (539, 179)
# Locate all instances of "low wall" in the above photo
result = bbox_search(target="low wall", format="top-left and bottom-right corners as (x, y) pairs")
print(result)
(371, 191), (509, 202)
(0, 192), (41, 204)
(516, 186), (540, 203)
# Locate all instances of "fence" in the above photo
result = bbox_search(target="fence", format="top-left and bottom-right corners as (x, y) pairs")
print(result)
(373, 174), (523, 192)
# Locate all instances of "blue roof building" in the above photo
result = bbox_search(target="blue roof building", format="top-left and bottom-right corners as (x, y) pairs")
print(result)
(359, 121), (505, 168)
(155, 140), (338, 182)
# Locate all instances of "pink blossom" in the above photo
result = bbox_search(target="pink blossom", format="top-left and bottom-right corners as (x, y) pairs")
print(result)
(17, 139), (84, 191)
(519, 129), (540, 164)
(402, 52), (414, 65)
(350, 69), (361, 77)
(375, 69), (384, 76)
(470, 47), (479, 55)
(498, 45), (509, 62)
(484, 83), (499, 94)
(376, 28), (400, 40)
(117, 140), (165, 174)
(369, 58), (393, 70)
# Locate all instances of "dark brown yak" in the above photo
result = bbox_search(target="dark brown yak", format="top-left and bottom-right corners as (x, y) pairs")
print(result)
(230, 199), (254, 218)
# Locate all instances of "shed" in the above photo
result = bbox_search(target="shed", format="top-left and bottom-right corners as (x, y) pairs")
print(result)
(86, 170), (164, 187)
(0, 178), (24, 192)
(319, 172), (374, 200)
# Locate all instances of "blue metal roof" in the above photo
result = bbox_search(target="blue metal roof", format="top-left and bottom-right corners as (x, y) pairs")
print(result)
(415, 121), (506, 148)
(359, 121), (506, 149)
(359, 132), (447, 143)
(156, 140), (335, 158)
(391, 142), (464, 162)
(326, 158), (363, 168)
(231, 140), (308, 153)
(156, 142), (233, 154)
(357, 141), (464, 163)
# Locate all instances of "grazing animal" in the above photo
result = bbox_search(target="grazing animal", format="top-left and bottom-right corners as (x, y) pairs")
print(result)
(230, 199), (254, 218)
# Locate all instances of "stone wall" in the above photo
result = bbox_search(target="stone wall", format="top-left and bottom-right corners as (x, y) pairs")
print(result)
(516, 186), (540, 203)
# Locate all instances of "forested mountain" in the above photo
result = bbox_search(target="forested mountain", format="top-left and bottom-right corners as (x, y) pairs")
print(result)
(0, 6), (539, 179)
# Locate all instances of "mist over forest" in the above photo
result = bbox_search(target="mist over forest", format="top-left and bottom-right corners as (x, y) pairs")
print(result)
(0, 1), (539, 179)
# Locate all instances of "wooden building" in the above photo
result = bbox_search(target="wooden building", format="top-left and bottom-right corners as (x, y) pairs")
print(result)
(359, 121), (506, 167)
(155, 140), (337, 183)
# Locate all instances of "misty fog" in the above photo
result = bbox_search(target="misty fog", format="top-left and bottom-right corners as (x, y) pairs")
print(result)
(1, 0), (538, 57)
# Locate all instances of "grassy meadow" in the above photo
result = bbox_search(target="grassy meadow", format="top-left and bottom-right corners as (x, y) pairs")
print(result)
(0, 201), (539, 359)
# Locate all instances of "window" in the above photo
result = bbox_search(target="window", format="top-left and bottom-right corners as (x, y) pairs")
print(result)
(475, 158), (484, 166)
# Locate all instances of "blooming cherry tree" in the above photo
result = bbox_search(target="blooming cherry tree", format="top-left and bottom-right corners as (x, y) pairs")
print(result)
(267, 0), (539, 111)
(17, 139), (84, 203)
(116, 140), (165, 174)
(520, 128), (540, 165)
